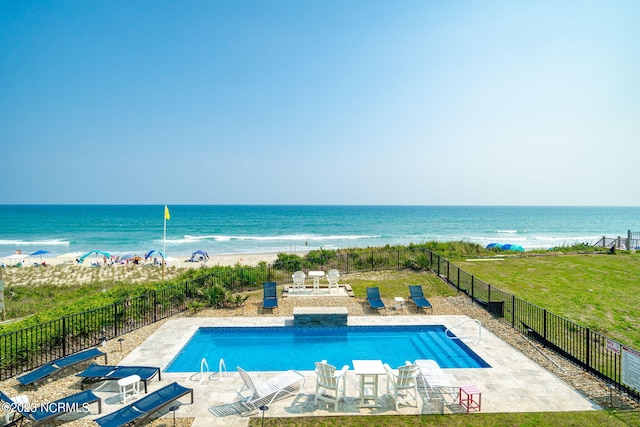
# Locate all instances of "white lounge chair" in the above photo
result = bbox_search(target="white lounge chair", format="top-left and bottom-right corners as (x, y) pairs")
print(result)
(292, 271), (306, 293)
(414, 359), (457, 402)
(384, 362), (419, 410)
(327, 269), (340, 294)
(314, 360), (349, 410)
(236, 367), (305, 412)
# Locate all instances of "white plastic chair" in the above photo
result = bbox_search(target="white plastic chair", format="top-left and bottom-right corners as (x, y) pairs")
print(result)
(292, 271), (306, 293)
(327, 269), (340, 294)
(314, 360), (349, 410)
(384, 362), (419, 411)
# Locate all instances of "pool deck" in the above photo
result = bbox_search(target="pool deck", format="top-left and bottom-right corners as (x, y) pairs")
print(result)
(96, 315), (599, 426)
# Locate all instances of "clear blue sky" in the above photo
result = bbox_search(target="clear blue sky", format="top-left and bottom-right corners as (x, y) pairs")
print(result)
(1, 1), (638, 205)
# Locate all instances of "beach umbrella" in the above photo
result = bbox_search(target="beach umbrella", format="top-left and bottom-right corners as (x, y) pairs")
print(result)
(144, 250), (166, 260)
(78, 250), (111, 264)
(30, 249), (50, 264)
(190, 250), (209, 261)
(30, 250), (50, 256)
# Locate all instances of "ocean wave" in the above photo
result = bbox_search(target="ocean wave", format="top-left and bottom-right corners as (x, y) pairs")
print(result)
(0, 239), (70, 246)
(496, 230), (519, 234)
(164, 234), (380, 244)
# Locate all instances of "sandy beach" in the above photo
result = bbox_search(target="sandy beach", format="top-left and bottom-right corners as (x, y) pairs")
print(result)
(0, 252), (284, 287)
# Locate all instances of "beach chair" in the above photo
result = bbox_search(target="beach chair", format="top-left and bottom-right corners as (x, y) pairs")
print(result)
(366, 287), (386, 314)
(327, 269), (340, 294)
(384, 362), (419, 410)
(94, 382), (193, 427)
(76, 364), (161, 393)
(408, 285), (433, 313)
(17, 347), (108, 387)
(0, 389), (101, 426)
(314, 360), (349, 410)
(262, 282), (278, 313)
(414, 359), (457, 402)
(292, 270), (306, 293)
(236, 367), (305, 413)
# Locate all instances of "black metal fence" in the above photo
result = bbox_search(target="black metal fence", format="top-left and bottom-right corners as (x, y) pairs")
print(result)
(1, 246), (639, 403)
(431, 252), (640, 402)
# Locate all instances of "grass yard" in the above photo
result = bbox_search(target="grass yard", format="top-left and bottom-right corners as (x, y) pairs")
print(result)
(248, 410), (635, 426)
(455, 253), (640, 348)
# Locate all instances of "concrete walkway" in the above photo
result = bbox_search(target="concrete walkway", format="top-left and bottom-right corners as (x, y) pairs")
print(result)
(88, 315), (598, 426)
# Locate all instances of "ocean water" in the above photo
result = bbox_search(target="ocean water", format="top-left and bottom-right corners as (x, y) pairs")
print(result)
(0, 205), (637, 258)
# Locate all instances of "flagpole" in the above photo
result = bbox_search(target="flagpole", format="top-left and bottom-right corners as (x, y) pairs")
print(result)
(163, 205), (167, 281)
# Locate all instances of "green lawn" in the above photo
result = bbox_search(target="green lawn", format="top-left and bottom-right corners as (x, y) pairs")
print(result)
(455, 253), (640, 348)
(248, 411), (636, 426)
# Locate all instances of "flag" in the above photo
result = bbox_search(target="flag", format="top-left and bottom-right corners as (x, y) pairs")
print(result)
(164, 205), (170, 221)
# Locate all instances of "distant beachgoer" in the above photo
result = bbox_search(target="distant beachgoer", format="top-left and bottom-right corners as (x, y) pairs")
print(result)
(15, 249), (22, 254)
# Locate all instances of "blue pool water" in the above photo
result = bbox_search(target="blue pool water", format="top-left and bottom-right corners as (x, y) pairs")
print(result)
(165, 325), (490, 372)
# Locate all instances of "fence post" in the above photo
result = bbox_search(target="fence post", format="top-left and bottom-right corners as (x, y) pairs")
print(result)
(511, 294), (516, 328)
(628, 230), (632, 251)
(446, 260), (450, 282)
(153, 291), (157, 323)
(471, 275), (474, 299)
(62, 316), (67, 357)
(436, 255), (440, 276)
(586, 327), (591, 368)
(543, 309), (548, 347)
(113, 302), (118, 337)
(457, 268), (460, 290)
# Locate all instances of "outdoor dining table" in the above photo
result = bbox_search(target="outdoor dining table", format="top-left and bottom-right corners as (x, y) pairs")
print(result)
(308, 270), (325, 291)
(352, 359), (386, 408)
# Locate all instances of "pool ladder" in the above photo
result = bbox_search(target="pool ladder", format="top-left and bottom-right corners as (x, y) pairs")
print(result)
(190, 357), (227, 382)
(445, 319), (482, 343)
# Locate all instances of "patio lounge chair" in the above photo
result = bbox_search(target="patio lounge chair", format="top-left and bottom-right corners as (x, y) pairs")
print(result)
(17, 347), (108, 387)
(94, 382), (193, 427)
(384, 362), (419, 410)
(408, 285), (433, 313)
(76, 364), (161, 393)
(314, 360), (349, 410)
(262, 282), (278, 313)
(414, 359), (457, 402)
(236, 367), (305, 413)
(366, 287), (386, 314)
(0, 389), (101, 426)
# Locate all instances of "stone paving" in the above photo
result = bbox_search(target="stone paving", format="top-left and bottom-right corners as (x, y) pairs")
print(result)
(87, 314), (600, 427)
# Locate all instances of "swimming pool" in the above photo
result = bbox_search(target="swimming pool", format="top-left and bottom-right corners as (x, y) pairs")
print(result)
(165, 325), (490, 372)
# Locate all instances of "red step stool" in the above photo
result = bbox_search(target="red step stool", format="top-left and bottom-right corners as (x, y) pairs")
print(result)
(459, 385), (482, 413)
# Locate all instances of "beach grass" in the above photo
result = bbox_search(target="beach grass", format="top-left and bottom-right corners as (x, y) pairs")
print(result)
(455, 252), (640, 347)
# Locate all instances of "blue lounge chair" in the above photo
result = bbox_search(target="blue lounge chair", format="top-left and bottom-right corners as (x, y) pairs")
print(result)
(262, 282), (278, 313)
(76, 364), (161, 393)
(17, 347), (108, 387)
(94, 382), (193, 427)
(0, 389), (101, 426)
(366, 287), (386, 314)
(408, 285), (433, 313)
